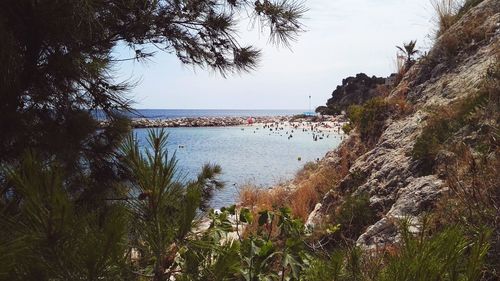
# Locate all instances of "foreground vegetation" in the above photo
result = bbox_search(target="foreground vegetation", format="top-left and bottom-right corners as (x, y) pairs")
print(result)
(0, 129), (494, 280)
(1, 0), (498, 280)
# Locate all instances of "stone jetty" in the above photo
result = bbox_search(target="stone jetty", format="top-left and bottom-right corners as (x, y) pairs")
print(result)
(98, 115), (346, 129)
(99, 116), (286, 128)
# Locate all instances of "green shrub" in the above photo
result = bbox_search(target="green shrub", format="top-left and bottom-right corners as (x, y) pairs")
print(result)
(180, 206), (309, 281)
(379, 222), (490, 281)
(347, 98), (391, 144)
(347, 105), (364, 124)
(334, 192), (377, 242)
(302, 223), (490, 281)
(301, 249), (360, 281)
(342, 123), (353, 135)
(412, 91), (490, 174)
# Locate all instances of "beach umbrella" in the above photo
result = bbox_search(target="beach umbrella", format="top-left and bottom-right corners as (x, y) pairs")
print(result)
(247, 117), (254, 124)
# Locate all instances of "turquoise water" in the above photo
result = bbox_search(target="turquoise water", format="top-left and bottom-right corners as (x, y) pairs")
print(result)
(134, 125), (341, 209)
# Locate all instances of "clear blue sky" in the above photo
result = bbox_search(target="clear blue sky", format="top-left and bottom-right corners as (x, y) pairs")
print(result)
(113, 0), (436, 110)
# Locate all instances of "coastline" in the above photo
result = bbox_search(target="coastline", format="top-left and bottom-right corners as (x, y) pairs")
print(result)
(99, 114), (348, 131)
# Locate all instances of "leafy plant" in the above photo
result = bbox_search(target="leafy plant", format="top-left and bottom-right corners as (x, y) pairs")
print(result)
(176, 206), (310, 281)
(396, 40), (419, 67)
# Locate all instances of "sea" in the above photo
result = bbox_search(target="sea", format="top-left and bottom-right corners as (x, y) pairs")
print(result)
(132, 109), (341, 209)
(129, 109), (307, 119)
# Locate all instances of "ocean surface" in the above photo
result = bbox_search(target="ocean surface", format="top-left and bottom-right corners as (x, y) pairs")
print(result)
(132, 109), (341, 209)
(132, 109), (306, 119)
(94, 109), (307, 120)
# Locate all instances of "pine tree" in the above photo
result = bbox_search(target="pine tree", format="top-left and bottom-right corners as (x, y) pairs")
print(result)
(0, 0), (306, 202)
(120, 129), (223, 281)
(0, 152), (130, 280)
(0, 2), (305, 278)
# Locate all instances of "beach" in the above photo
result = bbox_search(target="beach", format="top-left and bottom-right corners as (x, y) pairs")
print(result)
(99, 113), (348, 132)
(131, 115), (346, 208)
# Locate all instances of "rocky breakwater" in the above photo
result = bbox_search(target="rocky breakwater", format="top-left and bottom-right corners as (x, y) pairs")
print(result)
(99, 116), (293, 128)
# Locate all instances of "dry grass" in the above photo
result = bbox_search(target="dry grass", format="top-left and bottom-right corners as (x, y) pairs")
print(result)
(375, 84), (391, 98)
(239, 166), (339, 222)
(392, 53), (407, 86)
(431, 0), (462, 37)
(430, 144), (500, 277)
(289, 166), (339, 219)
(433, 0), (495, 59)
(294, 161), (320, 182)
(239, 135), (367, 230)
(428, 56), (499, 278)
(239, 185), (289, 211)
(388, 80), (413, 116)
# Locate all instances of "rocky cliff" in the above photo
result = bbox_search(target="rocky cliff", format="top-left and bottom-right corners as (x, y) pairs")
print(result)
(308, 0), (499, 249)
(316, 73), (388, 115)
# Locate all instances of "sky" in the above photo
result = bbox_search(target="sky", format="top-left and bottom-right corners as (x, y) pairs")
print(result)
(114, 0), (437, 110)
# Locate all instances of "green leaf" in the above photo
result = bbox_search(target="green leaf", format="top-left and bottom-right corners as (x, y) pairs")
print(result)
(283, 253), (302, 279)
(240, 208), (253, 224)
(280, 207), (292, 217)
(258, 241), (274, 257)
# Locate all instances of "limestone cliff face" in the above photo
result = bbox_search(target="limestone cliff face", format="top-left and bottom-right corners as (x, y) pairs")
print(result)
(309, 0), (499, 249)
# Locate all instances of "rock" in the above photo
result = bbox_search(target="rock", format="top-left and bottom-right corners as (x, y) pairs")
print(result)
(305, 203), (322, 228)
(356, 218), (398, 250)
(317, 73), (388, 115)
(309, 0), (500, 251)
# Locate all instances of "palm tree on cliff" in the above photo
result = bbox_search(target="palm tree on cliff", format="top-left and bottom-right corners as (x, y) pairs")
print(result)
(397, 40), (419, 68)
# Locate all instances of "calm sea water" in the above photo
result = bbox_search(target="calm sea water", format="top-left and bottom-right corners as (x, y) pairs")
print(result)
(132, 109), (306, 119)
(94, 109), (307, 120)
(134, 122), (341, 209)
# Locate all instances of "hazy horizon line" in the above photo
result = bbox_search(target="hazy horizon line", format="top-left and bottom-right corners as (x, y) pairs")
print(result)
(132, 108), (311, 111)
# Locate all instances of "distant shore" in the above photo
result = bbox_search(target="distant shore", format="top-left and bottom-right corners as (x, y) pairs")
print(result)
(99, 114), (348, 130)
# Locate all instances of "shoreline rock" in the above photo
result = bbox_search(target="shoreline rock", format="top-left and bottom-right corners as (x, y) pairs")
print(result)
(99, 115), (347, 129)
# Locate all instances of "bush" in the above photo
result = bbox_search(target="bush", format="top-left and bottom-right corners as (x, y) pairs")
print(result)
(301, 249), (361, 281)
(432, 0), (494, 61)
(296, 161), (320, 180)
(347, 98), (392, 144)
(302, 222), (490, 281)
(181, 206), (310, 281)
(239, 185), (289, 211)
(316, 106), (340, 116)
(240, 162), (345, 224)
(431, 0), (461, 37)
(342, 123), (353, 135)
(334, 192), (378, 242)
(378, 222), (490, 281)
(412, 85), (491, 174)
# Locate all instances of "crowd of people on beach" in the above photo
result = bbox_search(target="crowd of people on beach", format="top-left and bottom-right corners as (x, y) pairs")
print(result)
(257, 120), (346, 141)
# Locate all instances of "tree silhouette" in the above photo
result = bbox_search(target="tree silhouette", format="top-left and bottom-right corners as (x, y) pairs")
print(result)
(0, 2), (306, 279)
(0, 0), (306, 201)
(396, 40), (419, 67)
